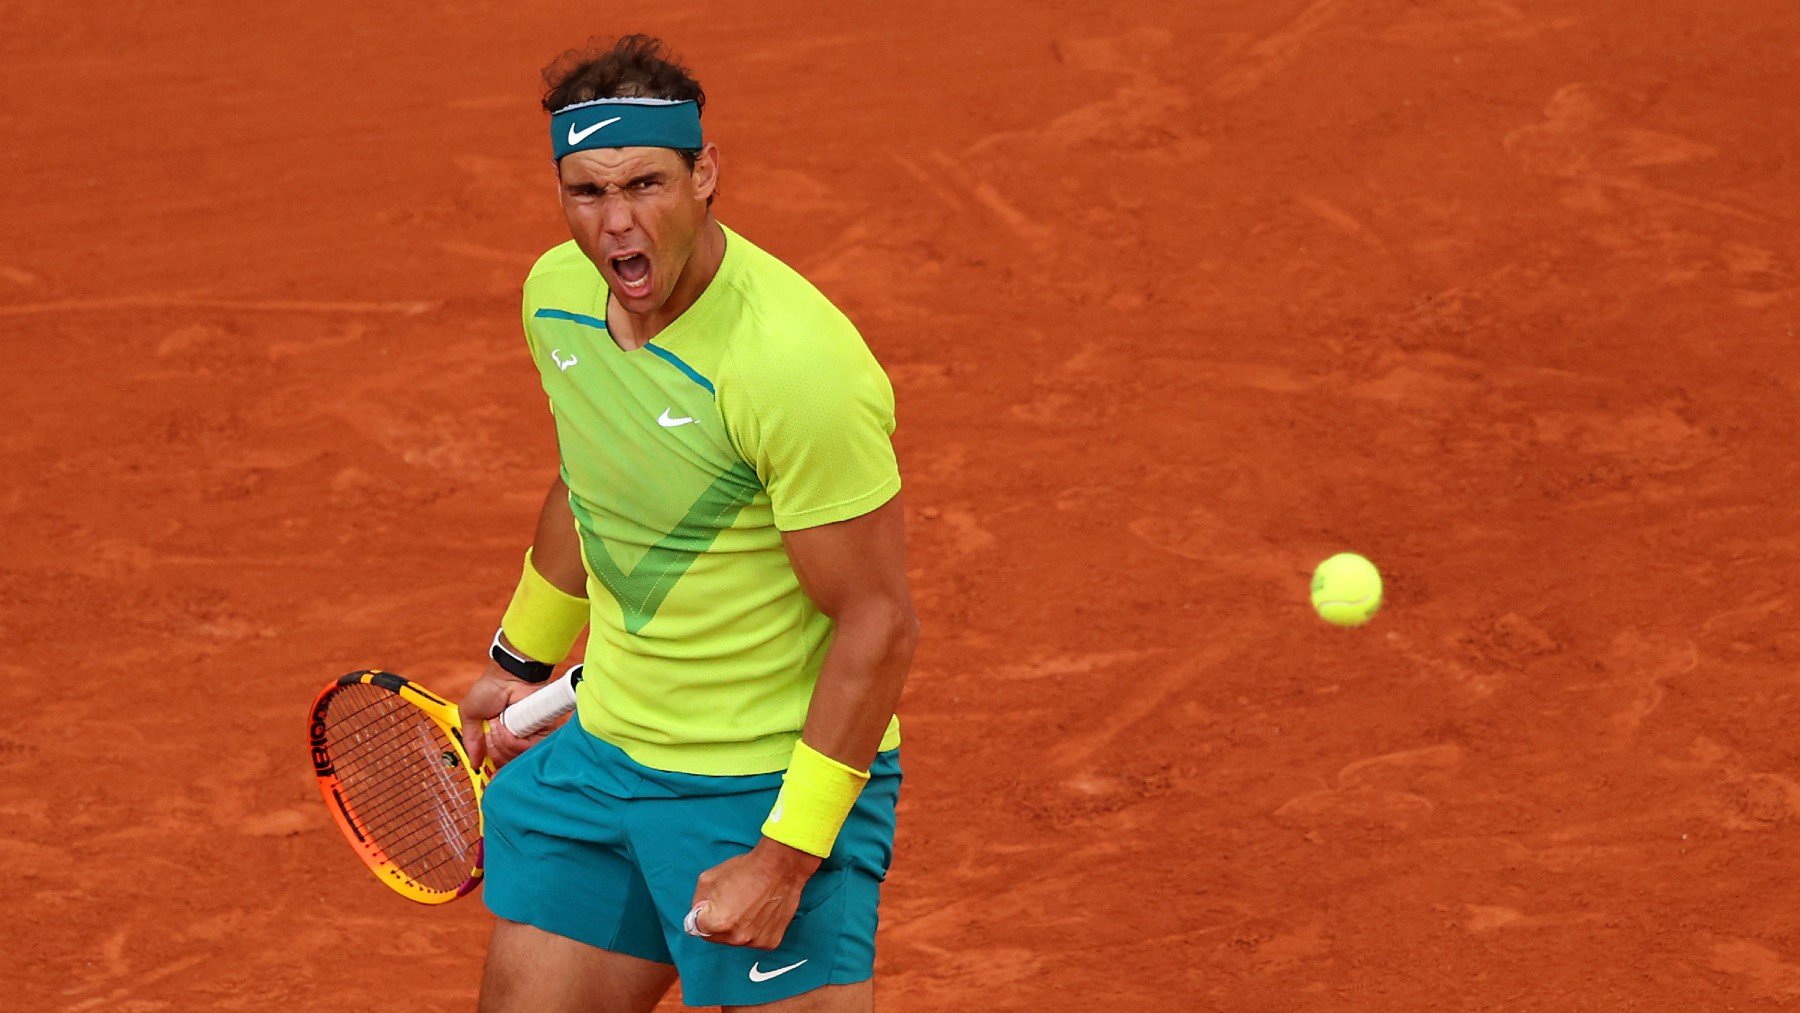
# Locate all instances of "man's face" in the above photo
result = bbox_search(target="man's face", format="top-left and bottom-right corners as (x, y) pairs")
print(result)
(556, 144), (718, 316)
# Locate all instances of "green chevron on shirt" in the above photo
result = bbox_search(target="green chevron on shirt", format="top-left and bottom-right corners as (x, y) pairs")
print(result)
(569, 463), (760, 634)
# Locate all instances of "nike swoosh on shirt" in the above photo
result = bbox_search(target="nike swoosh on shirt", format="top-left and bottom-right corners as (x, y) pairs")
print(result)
(658, 408), (696, 428)
(748, 959), (808, 983)
(567, 116), (622, 145)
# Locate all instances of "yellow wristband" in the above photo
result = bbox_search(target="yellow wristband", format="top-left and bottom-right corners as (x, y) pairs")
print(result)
(499, 548), (588, 662)
(760, 739), (871, 858)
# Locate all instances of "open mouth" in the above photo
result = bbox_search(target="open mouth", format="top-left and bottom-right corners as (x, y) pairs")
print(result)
(609, 252), (653, 299)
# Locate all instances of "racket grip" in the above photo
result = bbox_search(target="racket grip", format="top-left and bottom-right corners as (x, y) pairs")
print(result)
(498, 666), (582, 737)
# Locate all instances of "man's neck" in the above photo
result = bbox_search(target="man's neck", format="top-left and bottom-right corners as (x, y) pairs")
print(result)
(611, 216), (725, 349)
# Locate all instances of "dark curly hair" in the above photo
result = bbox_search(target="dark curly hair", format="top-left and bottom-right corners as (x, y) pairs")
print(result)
(542, 35), (705, 170)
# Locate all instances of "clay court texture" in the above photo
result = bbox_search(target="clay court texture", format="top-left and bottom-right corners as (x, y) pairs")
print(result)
(4, 1), (1798, 1008)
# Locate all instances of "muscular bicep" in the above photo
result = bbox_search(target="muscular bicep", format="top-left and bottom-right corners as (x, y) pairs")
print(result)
(780, 493), (911, 620)
(531, 475), (587, 596)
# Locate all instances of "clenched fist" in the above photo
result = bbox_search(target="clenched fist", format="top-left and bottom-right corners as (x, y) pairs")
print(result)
(686, 838), (824, 949)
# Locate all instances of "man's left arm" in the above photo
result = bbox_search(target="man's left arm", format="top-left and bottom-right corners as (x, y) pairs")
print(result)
(688, 493), (917, 949)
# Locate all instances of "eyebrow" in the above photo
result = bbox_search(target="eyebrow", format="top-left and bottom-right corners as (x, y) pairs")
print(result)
(565, 171), (668, 194)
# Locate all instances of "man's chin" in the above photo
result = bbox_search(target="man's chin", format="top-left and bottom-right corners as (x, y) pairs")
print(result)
(610, 288), (664, 316)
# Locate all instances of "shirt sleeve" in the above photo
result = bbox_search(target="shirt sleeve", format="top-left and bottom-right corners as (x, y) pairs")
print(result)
(521, 293), (540, 359)
(720, 320), (902, 531)
(520, 279), (556, 414)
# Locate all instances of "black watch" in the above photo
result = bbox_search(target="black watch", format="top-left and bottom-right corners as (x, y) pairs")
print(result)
(490, 629), (554, 684)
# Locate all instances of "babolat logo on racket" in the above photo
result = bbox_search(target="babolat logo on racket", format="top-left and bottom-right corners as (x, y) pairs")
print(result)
(309, 697), (336, 776)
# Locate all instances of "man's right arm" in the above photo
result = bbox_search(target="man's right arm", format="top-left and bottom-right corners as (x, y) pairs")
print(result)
(460, 475), (588, 768)
(523, 474), (586, 596)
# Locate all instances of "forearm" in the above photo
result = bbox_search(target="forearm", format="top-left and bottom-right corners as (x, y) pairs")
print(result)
(464, 475), (588, 767)
(799, 599), (918, 770)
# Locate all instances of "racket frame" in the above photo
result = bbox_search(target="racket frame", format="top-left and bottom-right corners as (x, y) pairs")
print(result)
(309, 670), (491, 905)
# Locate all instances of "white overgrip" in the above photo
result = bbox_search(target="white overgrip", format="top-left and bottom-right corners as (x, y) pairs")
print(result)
(498, 666), (582, 737)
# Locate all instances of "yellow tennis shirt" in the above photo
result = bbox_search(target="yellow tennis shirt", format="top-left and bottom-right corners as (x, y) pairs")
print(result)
(520, 226), (903, 776)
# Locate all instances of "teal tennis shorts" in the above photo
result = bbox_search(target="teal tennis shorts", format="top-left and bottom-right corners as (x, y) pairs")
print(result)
(482, 720), (901, 1008)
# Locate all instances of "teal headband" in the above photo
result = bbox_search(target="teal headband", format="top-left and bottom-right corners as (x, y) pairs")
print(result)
(550, 97), (703, 160)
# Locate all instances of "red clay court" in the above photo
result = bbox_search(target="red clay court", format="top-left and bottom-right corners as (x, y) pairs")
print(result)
(4, 1), (1799, 1008)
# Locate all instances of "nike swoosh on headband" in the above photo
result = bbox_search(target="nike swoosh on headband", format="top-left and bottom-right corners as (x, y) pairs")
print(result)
(567, 116), (623, 145)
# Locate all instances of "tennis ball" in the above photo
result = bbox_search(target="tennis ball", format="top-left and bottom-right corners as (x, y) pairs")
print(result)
(1310, 553), (1382, 627)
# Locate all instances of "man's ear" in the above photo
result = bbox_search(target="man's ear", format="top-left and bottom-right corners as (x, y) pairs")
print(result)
(693, 142), (721, 201)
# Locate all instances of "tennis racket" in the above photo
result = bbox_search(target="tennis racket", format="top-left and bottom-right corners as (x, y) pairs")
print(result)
(307, 665), (581, 904)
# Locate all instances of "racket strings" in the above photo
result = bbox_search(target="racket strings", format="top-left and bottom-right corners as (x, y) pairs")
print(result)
(331, 695), (478, 888)
(336, 700), (478, 866)
(323, 684), (481, 892)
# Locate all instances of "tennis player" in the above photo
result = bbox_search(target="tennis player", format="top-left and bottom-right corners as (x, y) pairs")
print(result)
(457, 35), (917, 1013)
